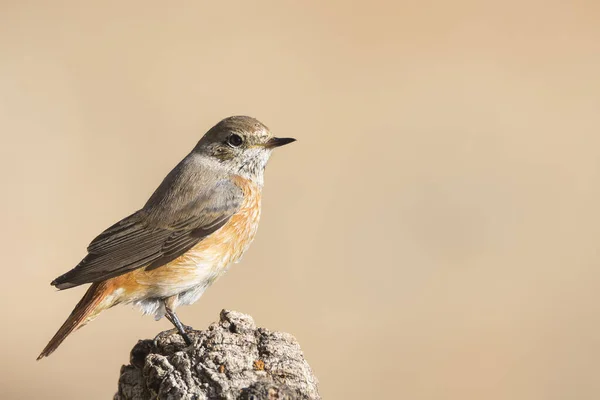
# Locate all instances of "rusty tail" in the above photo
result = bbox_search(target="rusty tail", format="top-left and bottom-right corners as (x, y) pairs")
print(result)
(37, 282), (111, 360)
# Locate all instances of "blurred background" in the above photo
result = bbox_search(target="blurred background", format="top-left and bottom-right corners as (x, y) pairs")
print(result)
(1, 1), (600, 399)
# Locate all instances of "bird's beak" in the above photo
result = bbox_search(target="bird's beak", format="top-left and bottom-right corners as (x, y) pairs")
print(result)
(265, 137), (297, 149)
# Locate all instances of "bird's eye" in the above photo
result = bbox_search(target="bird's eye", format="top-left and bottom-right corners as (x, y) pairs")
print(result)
(227, 134), (243, 147)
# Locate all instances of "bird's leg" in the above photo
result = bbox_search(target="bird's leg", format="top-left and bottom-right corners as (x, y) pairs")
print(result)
(163, 300), (192, 345)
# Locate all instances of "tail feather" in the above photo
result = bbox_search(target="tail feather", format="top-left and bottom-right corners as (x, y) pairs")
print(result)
(37, 282), (110, 360)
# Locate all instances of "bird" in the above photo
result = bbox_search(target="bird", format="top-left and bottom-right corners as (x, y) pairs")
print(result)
(37, 116), (295, 360)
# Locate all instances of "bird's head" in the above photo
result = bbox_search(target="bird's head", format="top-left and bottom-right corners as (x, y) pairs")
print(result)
(193, 116), (295, 185)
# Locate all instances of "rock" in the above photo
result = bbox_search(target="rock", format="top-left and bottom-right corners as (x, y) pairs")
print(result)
(115, 310), (320, 400)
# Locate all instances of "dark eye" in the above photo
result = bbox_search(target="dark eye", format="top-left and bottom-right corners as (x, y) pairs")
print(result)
(227, 134), (243, 147)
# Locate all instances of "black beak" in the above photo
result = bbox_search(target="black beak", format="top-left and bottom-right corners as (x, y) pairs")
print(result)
(265, 137), (297, 149)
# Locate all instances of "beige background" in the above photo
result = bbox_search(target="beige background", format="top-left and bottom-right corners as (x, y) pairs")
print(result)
(1, 1), (600, 399)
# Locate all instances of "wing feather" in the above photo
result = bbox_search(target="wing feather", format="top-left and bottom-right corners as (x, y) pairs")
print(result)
(51, 164), (243, 290)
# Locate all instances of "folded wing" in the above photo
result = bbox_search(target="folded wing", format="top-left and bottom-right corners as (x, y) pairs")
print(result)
(52, 169), (243, 290)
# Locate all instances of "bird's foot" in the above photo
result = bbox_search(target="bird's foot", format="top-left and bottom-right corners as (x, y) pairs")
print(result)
(180, 331), (192, 346)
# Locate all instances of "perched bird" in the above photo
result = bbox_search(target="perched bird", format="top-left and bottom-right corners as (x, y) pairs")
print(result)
(38, 116), (295, 359)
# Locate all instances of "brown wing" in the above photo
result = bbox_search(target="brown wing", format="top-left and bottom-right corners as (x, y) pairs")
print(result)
(51, 165), (243, 290)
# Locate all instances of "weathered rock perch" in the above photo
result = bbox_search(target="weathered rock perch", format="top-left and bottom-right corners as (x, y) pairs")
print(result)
(115, 310), (320, 400)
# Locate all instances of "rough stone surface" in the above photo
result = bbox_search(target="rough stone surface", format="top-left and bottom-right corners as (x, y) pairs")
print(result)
(115, 310), (320, 400)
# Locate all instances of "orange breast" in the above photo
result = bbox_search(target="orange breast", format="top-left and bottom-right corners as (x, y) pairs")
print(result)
(110, 175), (262, 300)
